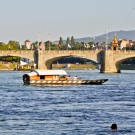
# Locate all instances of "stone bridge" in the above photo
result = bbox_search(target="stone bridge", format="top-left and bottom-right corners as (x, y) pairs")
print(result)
(0, 50), (135, 73)
(0, 50), (35, 62)
(37, 50), (101, 70)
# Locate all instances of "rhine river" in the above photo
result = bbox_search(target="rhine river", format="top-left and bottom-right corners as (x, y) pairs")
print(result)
(0, 70), (135, 135)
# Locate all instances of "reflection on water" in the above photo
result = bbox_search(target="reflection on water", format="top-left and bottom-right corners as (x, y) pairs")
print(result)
(0, 70), (135, 135)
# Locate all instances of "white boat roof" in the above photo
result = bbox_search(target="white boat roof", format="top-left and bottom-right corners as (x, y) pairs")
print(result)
(27, 70), (67, 76)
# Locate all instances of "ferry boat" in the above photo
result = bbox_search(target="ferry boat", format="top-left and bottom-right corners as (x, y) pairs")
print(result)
(23, 70), (108, 85)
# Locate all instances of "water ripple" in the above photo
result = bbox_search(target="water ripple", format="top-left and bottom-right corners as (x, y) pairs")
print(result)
(0, 70), (135, 134)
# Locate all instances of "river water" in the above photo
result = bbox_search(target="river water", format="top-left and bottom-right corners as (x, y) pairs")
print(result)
(0, 70), (135, 135)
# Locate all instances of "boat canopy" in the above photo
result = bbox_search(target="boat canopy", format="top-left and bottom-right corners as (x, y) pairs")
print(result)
(27, 70), (67, 76)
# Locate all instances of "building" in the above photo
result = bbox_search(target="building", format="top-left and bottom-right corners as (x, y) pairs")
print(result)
(119, 39), (129, 50)
(25, 39), (31, 49)
(111, 35), (118, 50)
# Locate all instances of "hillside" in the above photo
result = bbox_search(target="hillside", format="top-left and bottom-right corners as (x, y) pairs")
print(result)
(75, 30), (135, 43)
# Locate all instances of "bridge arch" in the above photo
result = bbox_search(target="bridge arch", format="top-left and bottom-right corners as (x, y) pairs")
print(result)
(116, 56), (135, 72)
(45, 55), (99, 69)
(0, 50), (35, 61)
(0, 50), (36, 69)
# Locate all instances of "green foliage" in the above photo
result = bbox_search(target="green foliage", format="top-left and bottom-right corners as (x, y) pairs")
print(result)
(59, 37), (63, 45)
(31, 41), (38, 50)
(71, 36), (75, 46)
(66, 37), (71, 45)
(62, 44), (68, 50)
(0, 41), (20, 50)
(8, 40), (20, 50)
(0, 42), (8, 50)
(72, 42), (84, 50)
(44, 41), (58, 50)
(21, 45), (27, 50)
(50, 44), (58, 50)
(0, 38), (95, 51)
(0, 56), (20, 62)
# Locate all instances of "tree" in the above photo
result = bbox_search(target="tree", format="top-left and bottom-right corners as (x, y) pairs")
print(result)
(8, 40), (20, 50)
(66, 37), (71, 50)
(71, 36), (75, 46)
(21, 45), (27, 50)
(72, 42), (82, 50)
(59, 37), (63, 45)
(45, 41), (53, 50)
(0, 42), (7, 50)
(31, 41), (38, 50)
(66, 37), (71, 45)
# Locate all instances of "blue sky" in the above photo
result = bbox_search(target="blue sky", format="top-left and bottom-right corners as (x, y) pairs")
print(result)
(0, 0), (135, 44)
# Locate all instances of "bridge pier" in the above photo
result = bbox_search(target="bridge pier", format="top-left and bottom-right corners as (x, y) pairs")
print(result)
(100, 50), (120, 73)
(36, 50), (48, 70)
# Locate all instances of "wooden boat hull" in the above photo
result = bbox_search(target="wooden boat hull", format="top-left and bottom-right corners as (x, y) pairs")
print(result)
(23, 79), (108, 85)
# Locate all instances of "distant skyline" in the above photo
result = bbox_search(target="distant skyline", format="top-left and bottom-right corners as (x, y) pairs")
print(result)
(0, 0), (135, 44)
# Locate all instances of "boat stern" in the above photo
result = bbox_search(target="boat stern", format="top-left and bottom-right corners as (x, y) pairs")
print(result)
(23, 74), (30, 85)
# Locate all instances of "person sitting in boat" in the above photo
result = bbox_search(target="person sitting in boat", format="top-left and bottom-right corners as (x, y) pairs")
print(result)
(73, 76), (78, 80)
(66, 75), (71, 80)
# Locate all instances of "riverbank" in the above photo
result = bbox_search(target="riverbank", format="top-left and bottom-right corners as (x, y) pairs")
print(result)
(0, 63), (135, 70)
(0, 62), (32, 70)
(52, 64), (96, 70)
(53, 64), (135, 70)
(0, 62), (16, 70)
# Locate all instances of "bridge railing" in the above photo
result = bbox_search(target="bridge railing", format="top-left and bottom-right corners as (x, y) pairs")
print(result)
(111, 50), (135, 54)
(0, 50), (35, 56)
(40, 50), (101, 54)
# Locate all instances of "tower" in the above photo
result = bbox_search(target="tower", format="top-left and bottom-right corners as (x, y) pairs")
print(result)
(25, 39), (31, 49)
(111, 35), (118, 50)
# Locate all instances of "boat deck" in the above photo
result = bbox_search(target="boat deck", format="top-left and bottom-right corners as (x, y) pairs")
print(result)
(24, 79), (108, 85)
